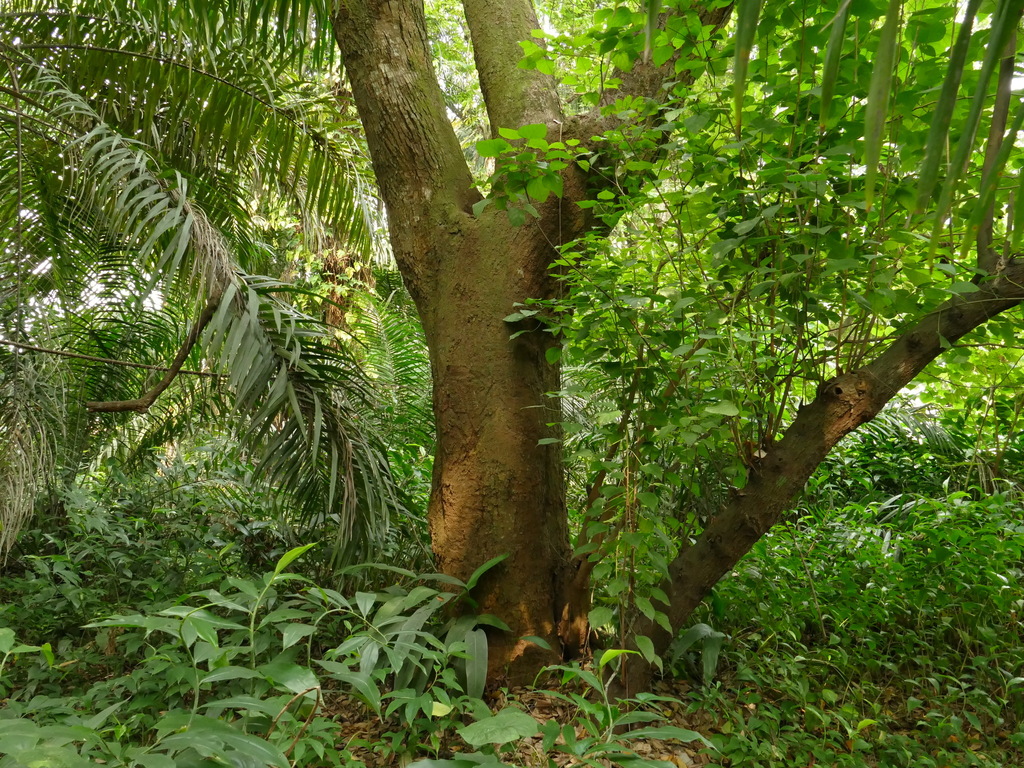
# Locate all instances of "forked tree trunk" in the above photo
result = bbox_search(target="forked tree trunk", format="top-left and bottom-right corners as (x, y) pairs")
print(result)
(332, 0), (590, 680)
(332, 0), (729, 682)
(333, 0), (1024, 696)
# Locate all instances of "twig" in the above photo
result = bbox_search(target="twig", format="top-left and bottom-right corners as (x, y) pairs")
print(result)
(86, 296), (220, 412)
(0, 338), (220, 377)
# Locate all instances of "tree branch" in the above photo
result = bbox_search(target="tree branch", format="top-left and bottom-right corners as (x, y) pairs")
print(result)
(617, 260), (1024, 695)
(0, 339), (220, 377)
(86, 296), (220, 413)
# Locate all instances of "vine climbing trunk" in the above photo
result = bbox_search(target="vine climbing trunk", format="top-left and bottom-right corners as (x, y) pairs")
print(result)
(331, 0), (732, 684)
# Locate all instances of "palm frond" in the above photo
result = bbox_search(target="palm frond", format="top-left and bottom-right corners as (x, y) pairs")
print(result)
(353, 291), (434, 451)
(0, 0), (398, 560)
(0, 350), (67, 554)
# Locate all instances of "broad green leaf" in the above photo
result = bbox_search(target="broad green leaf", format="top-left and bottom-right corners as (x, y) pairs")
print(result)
(626, 726), (712, 746)
(597, 647), (635, 668)
(157, 714), (289, 767)
(273, 542), (317, 575)
(201, 666), (264, 684)
(203, 696), (282, 716)
(281, 622), (316, 649)
(477, 138), (512, 157)
(315, 661), (382, 714)
(432, 700), (454, 717)
(588, 606), (614, 628)
(706, 401), (739, 417)
(457, 707), (539, 746)
(408, 758), (510, 768)
(518, 123), (548, 140)
(464, 627), (488, 699)
(259, 654), (319, 695)
(635, 635), (659, 670)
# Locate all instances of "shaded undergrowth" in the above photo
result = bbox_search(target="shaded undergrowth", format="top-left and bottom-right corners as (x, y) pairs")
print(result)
(0, 483), (1021, 767)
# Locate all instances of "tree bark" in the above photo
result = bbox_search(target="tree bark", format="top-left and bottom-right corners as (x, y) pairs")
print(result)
(332, 0), (734, 682)
(332, 0), (588, 680)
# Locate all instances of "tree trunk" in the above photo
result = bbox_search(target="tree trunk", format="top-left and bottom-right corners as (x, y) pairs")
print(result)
(332, 0), (734, 684)
(332, 0), (589, 680)
(422, 212), (577, 679)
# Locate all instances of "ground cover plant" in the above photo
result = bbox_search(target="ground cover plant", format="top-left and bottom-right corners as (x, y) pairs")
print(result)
(0, 441), (1021, 766)
(2, 0), (1024, 765)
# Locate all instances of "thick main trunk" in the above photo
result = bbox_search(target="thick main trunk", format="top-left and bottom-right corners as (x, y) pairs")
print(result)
(422, 215), (576, 680)
(333, 0), (588, 680)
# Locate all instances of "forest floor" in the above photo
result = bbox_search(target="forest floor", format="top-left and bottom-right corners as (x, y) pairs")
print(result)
(334, 678), (713, 767)
(330, 673), (1021, 768)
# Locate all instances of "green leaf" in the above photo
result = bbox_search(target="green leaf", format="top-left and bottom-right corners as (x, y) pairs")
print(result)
(408, 758), (510, 768)
(525, 175), (552, 202)
(316, 661), (382, 714)
(464, 628), (488, 699)
(705, 401), (739, 417)
(432, 700), (454, 717)
(518, 123), (548, 140)
(507, 206), (527, 227)
(477, 138), (512, 157)
(157, 714), (289, 767)
(281, 623), (316, 649)
(458, 707), (539, 746)
(202, 666), (264, 684)
(520, 635), (552, 650)
(465, 554), (509, 591)
(626, 726), (712, 747)
(204, 696), (280, 717)
(588, 606), (615, 628)
(273, 543), (317, 575)
(259, 654), (319, 695)
(597, 647), (635, 668)
(949, 281), (980, 294)
(635, 634), (656, 663)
